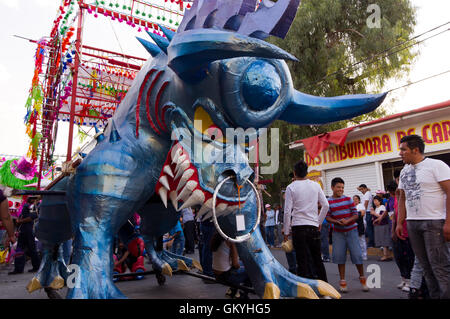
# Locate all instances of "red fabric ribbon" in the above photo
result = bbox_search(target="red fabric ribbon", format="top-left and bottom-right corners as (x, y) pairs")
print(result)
(300, 127), (354, 159)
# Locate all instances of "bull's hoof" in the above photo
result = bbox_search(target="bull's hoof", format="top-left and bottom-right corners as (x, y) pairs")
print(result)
(263, 283), (280, 299)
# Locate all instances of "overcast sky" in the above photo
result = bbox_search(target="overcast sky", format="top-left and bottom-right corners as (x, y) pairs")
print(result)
(0, 0), (449, 160)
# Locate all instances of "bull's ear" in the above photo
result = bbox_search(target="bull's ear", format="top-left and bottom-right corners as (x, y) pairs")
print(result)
(136, 37), (162, 57)
(167, 29), (297, 81)
(158, 25), (176, 42)
(279, 91), (388, 125)
(146, 31), (170, 54)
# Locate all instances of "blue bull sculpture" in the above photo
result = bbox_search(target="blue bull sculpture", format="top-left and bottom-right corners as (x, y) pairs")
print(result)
(28, 0), (386, 299)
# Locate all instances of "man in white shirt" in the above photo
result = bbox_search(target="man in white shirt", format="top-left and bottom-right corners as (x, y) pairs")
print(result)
(264, 204), (276, 247)
(396, 134), (450, 299)
(273, 203), (283, 248)
(283, 160), (330, 282)
(357, 184), (375, 248)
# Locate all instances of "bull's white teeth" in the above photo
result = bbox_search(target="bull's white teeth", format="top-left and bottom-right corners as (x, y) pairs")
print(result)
(179, 190), (205, 211)
(203, 202), (230, 220)
(215, 203), (229, 217)
(159, 175), (170, 191)
(176, 181), (198, 202)
(171, 147), (182, 164)
(223, 205), (239, 216)
(163, 165), (174, 178)
(169, 191), (178, 210)
(197, 198), (213, 217)
(176, 169), (195, 192)
(203, 210), (214, 220)
(176, 155), (187, 167)
(158, 187), (168, 208)
(175, 160), (190, 179)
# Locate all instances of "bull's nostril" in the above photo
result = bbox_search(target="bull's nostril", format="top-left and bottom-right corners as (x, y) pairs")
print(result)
(218, 170), (237, 183)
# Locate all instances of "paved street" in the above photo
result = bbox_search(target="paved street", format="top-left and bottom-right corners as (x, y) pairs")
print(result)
(0, 247), (407, 299)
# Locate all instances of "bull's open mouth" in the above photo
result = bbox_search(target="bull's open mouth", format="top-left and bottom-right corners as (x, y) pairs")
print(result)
(155, 142), (247, 219)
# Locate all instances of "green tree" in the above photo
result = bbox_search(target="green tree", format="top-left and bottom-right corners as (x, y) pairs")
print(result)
(262, 0), (417, 205)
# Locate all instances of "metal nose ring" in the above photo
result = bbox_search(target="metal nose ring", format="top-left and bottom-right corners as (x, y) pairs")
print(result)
(211, 176), (261, 243)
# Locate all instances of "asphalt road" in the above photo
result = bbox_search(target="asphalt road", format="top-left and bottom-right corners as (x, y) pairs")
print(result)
(0, 247), (407, 300)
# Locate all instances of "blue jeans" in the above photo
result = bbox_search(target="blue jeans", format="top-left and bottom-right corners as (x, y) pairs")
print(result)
(171, 235), (185, 256)
(265, 225), (275, 246)
(200, 221), (215, 276)
(216, 261), (251, 288)
(320, 223), (330, 259)
(332, 228), (363, 265)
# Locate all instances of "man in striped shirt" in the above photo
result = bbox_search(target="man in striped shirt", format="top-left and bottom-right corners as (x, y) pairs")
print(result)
(326, 177), (369, 293)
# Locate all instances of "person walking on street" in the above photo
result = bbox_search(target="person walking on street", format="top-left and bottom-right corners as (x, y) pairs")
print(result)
(264, 204), (276, 248)
(274, 204), (283, 248)
(353, 195), (367, 261)
(8, 196), (41, 275)
(181, 207), (196, 254)
(167, 219), (185, 256)
(389, 178), (415, 293)
(199, 218), (215, 278)
(327, 178), (369, 293)
(396, 134), (450, 299)
(320, 218), (331, 262)
(283, 160), (329, 282)
(358, 184), (375, 248)
(371, 195), (392, 261)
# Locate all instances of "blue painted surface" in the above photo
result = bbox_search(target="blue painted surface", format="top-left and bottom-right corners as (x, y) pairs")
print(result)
(33, 0), (387, 299)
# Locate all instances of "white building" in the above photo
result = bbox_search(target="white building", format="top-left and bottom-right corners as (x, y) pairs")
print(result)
(289, 100), (450, 197)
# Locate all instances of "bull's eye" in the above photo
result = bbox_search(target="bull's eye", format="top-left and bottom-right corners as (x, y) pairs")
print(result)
(205, 125), (223, 142)
(241, 61), (281, 111)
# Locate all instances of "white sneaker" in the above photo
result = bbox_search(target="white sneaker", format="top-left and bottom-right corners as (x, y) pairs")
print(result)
(402, 280), (410, 292)
(339, 280), (348, 293)
(397, 279), (405, 289)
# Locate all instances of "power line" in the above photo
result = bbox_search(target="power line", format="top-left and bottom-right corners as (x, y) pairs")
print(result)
(344, 27), (450, 88)
(388, 69), (450, 93)
(305, 21), (450, 90)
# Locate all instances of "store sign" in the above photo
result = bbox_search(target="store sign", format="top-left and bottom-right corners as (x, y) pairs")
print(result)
(305, 118), (450, 168)
(306, 170), (323, 189)
(395, 121), (450, 147)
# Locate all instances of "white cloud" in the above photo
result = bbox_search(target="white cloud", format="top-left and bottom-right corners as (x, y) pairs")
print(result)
(0, 0), (19, 9)
(33, 0), (61, 8)
(0, 64), (11, 84)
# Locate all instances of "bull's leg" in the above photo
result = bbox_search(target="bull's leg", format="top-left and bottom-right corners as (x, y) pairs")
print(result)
(27, 177), (72, 294)
(142, 234), (175, 277)
(139, 201), (203, 284)
(27, 243), (70, 293)
(67, 227), (124, 298)
(222, 192), (341, 299)
(66, 195), (133, 299)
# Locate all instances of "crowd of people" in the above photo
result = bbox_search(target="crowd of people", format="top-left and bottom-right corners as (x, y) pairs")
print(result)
(0, 135), (448, 299)
(271, 134), (449, 299)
